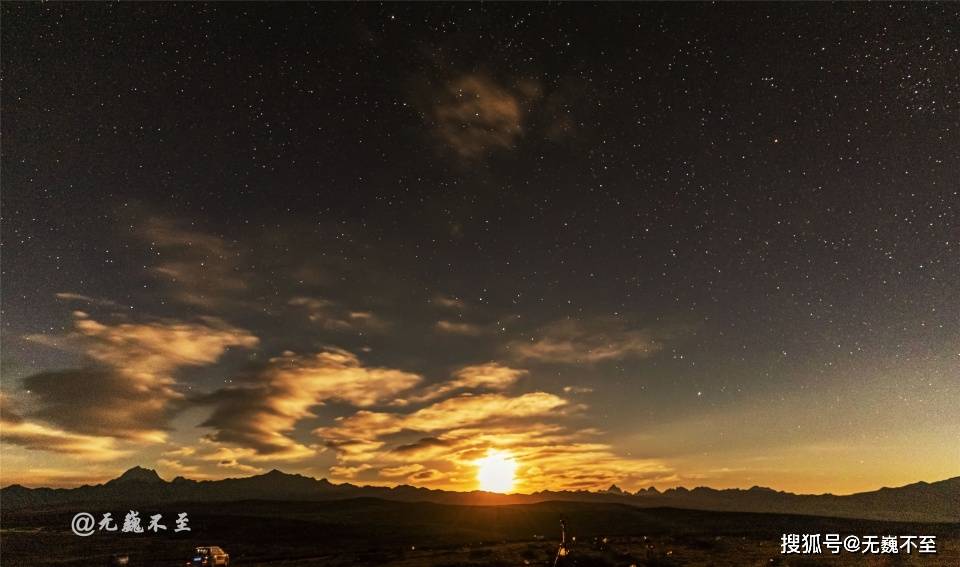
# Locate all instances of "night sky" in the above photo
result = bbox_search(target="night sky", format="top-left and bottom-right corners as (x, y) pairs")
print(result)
(2, 3), (958, 494)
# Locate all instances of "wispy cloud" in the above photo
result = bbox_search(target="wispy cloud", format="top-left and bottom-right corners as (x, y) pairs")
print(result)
(508, 318), (661, 363)
(289, 296), (389, 333)
(435, 320), (485, 336)
(432, 295), (466, 310)
(55, 292), (126, 309)
(142, 216), (248, 309)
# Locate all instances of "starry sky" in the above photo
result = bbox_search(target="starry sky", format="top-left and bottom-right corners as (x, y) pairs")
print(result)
(2, 3), (958, 494)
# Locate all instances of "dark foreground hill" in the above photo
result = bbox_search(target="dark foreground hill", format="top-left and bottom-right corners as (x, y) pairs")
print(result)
(3, 466), (959, 522)
(3, 498), (959, 566)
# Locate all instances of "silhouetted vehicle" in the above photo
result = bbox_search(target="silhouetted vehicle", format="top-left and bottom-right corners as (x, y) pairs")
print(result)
(186, 546), (230, 566)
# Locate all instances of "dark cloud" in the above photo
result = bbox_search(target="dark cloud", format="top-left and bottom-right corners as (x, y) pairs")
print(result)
(1, 393), (129, 460)
(22, 367), (173, 440)
(392, 436), (452, 455)
(15, 311), (258, 450)
(410, 469), (445, 482)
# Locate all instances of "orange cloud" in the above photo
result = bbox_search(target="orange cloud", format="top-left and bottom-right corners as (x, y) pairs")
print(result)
(198, 349), (422, 458)
(317, 391), (569, 459)
(395, 363), (527, 405)
(310, 365), (673, 491)
(1, 416), (131, 461)
(435, 320), (485, 336)
(329, 464), (372, 479)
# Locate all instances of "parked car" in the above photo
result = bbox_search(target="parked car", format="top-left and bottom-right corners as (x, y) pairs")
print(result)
(186, 546), (230, 566)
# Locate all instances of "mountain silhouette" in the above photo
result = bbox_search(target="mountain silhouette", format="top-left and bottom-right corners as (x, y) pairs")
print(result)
(3, 467), (958, 523)
(108, 465), (164, 484)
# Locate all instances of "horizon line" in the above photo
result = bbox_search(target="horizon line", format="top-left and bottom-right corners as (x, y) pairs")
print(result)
(3, 465), (956, 498)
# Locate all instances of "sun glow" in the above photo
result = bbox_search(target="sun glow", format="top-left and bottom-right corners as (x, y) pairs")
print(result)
(475, 449), (517, 493)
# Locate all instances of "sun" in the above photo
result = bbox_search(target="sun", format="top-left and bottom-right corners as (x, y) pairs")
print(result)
(475, 449), (517, 493)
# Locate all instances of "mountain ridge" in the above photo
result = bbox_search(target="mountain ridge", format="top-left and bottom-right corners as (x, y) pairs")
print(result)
(3, 467), (958, 523)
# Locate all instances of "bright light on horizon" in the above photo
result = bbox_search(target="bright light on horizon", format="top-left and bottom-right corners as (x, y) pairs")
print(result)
(475, 449), (517, 493)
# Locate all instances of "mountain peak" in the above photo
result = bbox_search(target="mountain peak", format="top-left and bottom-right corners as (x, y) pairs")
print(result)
(115, 466), (164, 483)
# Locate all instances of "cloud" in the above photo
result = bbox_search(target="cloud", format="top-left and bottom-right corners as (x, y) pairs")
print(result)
(162, 446), (197, 458)
(513, 442), (673, 491)
(0, 466), (120, 488)
(0, 393), (24, 423)
(435, 320), (485, 336)
(156, 458), (203, 477)
(32, 312), (259, 384)
(447, 363), (527, 391)
(1, 395), (130, 460)
(157, 443), (265, 479)
(18, 312), (257, 448)
(329, 464), (372, 479)
(396, 363), (527, 405)
(289, 296), (388, 333)
(378, 464), (424, 478)
(508, 318), (661, 363)
(142, 217), (248, 308)
(20, 368), (172, 442)
(55, 292), (125, 309)
(196, 349), (422, 459)
(318, 391), (568, 451)
(216, 460), (263, 475)
(315, 391), (570, 470)
(430, 75), (527, 159)
(313, 387), (671, 491)
(432, 295), (466, 309)
(194, 444), (265, 474)
(391, 437), (452, 457)
(308, 360), (674, 491)
(409, 469), (445, 483)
